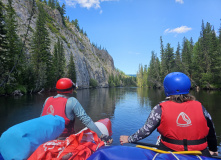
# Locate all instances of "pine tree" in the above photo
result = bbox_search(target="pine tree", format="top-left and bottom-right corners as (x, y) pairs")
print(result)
(0, 1), (8, 88)
(174, 42), (182, 72)
(160, 36), (167, 79)
(52, 42), (58, 81)
(67, 53), (76, 83)
(51, 38), (66, 84)
(181, 37), (192, 75)
(60, 3), (66, 25)
(55, 0), (60, 9)
(5, 0), (20, 70)
(108, 73), (115, 87)
(3, 0), (23, 90)
(48, 0), (52, 7)
(143, 65), (148, 87)
(31, 2), (51, 91)
(147, 51), (162, 88)
(208, 25), (220, 86)
(165, 43), (175, 73)
(57, 38), (65, 78)
(137, 64), (144, 87)
(51, 0), (55, 8)
(197, 22), (217, 88)
(192, 41), (203, 86)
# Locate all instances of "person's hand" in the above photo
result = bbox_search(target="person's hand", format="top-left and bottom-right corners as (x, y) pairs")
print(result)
(209, 150), (218, 156)
(120, 135), (129, 145)
(100, 134), (113, 145)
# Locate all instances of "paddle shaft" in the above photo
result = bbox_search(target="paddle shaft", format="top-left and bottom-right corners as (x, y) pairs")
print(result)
(132, 141), (158, 148)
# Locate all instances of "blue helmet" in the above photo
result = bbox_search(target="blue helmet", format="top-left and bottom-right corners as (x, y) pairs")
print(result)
(163, 72), (191, 97)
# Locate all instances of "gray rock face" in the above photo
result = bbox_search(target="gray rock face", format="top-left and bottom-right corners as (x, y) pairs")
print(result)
(2, 0), (117, 88)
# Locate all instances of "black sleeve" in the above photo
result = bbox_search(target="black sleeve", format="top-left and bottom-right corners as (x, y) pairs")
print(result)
(202, 106), (218, 152)
(128, 104), (162, 143)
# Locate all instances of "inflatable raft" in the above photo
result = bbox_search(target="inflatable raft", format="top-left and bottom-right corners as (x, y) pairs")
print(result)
(0, 116), (112, 160)
(0, 116), (220, 160)
(88, 145), (220, 160)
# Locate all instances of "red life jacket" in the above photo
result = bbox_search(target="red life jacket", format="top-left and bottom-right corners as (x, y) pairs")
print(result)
(157, 100), (209, 151)
(42, 97), (75, 137)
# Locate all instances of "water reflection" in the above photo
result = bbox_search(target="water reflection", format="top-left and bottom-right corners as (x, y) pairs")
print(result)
(75, 88), (117, 131)
(192, 90), (221, 146)
(0, 88), (221, 152)
(137, 88), (165, 108)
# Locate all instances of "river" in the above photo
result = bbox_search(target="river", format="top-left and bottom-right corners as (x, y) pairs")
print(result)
(0, 87), (221, 153)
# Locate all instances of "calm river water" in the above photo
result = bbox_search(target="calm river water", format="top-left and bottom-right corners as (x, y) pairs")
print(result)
(0, 87), (221, 153)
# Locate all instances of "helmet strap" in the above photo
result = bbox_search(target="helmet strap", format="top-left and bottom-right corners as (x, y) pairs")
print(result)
(56, 86), (74, 92)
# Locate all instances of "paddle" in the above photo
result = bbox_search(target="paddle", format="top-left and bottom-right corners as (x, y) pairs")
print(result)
(132, 142), (221, 159)
(132, 141), (158, 148)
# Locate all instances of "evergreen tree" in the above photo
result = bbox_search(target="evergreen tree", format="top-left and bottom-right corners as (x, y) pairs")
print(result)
(31, 2), (51, 91)
(217, 23), (221, 87)
(181, 37), (192, 76)
(207, 25), (220, 86)
(191, 41), (202, 86)
(3, 0), (23, 90)
(0, 1), (8, 88)
(67, 53), (76, 83)
(143, 65), (148, 87)
(196, 22), (219, 88)
(55, 0), (60, 9)
(48, 0), (52, 7)
(51, 0), (55, 8)
(160, 36), (167, 79)
(52, 38), (66, 83)
(147, 51), (162, 88)
(5, 0), (20, 71)
(60, 3), (66, 25)
(164, 43), (175, 73)
(108, 73), (115, 87)
(72, 19), (80, 30)
(146, 21), (221, 89)
(174, 42), (182, 72)
(52, 42), (58, 81)
(57, 38), (65, 78)
(137, 64), (144, 87)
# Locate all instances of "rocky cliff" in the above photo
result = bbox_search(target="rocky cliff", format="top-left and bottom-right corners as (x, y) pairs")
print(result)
(2, 0), (117, 89)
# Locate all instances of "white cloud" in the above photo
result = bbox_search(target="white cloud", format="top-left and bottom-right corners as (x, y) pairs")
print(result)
(175, 0), (184, 4)
(164, 26), (192, 34)
(65, 0), (100, 9)
(65, 0), (119, 9)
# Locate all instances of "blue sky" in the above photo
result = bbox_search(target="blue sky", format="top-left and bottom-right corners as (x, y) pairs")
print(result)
(59, 0), (221, 75)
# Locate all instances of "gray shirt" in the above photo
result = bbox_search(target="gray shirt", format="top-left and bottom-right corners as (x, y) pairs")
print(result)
(41, 94), (102, 137)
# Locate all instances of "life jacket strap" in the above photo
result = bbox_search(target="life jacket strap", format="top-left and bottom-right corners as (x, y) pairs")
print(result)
(161, 136), (207, 151)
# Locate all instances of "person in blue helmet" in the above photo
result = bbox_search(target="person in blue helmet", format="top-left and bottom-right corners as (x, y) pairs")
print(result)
(120, 72), (218, 157)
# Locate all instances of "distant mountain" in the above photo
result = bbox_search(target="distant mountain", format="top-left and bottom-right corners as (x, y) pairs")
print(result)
(127, 74), (136, 77)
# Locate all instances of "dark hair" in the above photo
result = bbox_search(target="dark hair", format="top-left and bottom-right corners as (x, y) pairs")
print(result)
(167, 94), (196, 103)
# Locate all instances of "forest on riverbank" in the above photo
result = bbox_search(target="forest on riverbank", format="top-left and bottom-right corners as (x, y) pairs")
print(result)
(137, 20), (221, 90)
(0, 0), (136, 96)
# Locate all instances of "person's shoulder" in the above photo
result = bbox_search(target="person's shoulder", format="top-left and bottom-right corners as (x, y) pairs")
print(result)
(159, 99), (169, 104)
(67, 96), (77, 100)
(67, 96), (78, 103)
